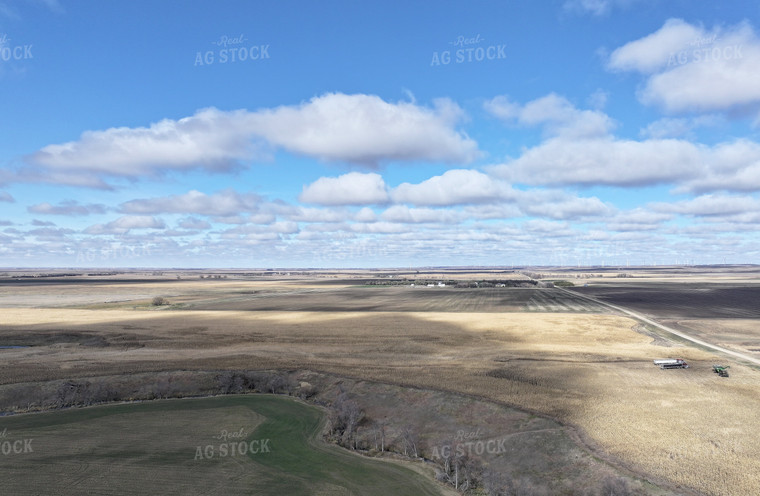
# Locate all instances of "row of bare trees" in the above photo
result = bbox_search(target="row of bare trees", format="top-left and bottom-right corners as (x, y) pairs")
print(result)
(0, 370), (303, 414)
(215, 370), (298, 396)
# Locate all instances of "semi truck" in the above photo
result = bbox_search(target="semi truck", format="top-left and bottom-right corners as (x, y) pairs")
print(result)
(653, 358), (689, 369)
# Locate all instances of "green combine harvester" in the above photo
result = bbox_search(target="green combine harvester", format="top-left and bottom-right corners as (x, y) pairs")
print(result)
(712, 365), (730, 377)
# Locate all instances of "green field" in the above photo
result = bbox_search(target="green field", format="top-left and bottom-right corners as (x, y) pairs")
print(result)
(0, 394), (444, 495)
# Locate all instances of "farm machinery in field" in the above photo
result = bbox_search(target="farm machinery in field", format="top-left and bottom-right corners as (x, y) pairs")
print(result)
(653, 358), (689, 369)
(712, 365), (730, 377)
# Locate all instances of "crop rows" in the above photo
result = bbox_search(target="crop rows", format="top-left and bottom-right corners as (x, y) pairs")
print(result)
(524, 289), (606, 313)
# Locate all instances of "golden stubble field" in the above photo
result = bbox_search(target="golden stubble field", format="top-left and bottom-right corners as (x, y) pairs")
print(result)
(2, 290), (760, 496)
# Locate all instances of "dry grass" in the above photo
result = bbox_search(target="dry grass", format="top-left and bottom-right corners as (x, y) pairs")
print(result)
(2, 279), (760, 495)
(669, 319), (760, 356)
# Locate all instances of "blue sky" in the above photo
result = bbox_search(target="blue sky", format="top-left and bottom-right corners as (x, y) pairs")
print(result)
(2, 0), (760, 268)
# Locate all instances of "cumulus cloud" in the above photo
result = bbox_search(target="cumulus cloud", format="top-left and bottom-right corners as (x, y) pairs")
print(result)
(85, 215), (165, 235)
(354, 207), (377, 223)
(289, 207), (350, 223)
(685, 139), (760, 193)
(120, 189), (261, 216)
(651, 194), (760, 217)
(177, 217), (212, 230)
(490, 136), (702, 187)
(604, 207), (673, 232)
(0, 191), (14, 202)
(28, 200), (107, 216)
(30, 108), (263, 176)
(484, 93), (614, 139)
(299, 172), (389, 206)
(608, 19), (760, 113)
(517, 190), (612, 220)
(249, 93), (479, 166)
(608, 18), (704, 73)
(487, 94), (760, 192)
(220, 221), (299, 238)
(26, 93), (479, 187)
(379, 205), (463, 224)
(392, 169), (513, 206)
(639, 115), (720, 139)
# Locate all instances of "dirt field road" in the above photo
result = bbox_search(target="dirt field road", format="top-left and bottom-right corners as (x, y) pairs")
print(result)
(559, 287), (760, 367)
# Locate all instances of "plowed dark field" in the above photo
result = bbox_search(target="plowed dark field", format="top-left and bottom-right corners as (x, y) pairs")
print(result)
(573, 283), (760, 319)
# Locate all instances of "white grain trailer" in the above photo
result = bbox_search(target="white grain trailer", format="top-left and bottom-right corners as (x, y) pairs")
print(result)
(653, 358), (689, 369)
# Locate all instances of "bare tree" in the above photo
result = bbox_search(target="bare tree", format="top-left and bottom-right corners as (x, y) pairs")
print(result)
(266, 374), (286, 394)
(400, 425), (419, 458)
(341, 397), (364, 448)
(328, 392), (364, 449)
(217, 371), (246, 394)
(371, 420), (387, 452)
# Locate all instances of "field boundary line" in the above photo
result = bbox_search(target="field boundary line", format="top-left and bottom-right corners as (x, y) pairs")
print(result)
(557, 287), (760, 367)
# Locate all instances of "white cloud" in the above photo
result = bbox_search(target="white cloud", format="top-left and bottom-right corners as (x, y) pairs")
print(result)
(684, 139), (760, 193)
(484, 93), (614, 139)
(652, 194), (760, 217)
(354, 207), (377, 223)
(0, 191), (14, 202)
(299, 172), (389, 206)
(177, 217), (212, 230)
(461, 204), (522, 220)
(349, 222), (409, 234)
(28, 200), (106, 215)
(487, 93), (760, 192)
(523, 219), (573, 236)
(608, 18), (703, 73)
(609, 19), (760, 113)
(211, 215), (249, 225)
(289, 207), (349, 223)
(639, 115), (720, 139)
(26, 93), (479, 187)
(604, 207), (673, 232)
(490, 136), (702, 187)
(30, 108), (263, 176)
(85, 216), (165, 235)
(517, 190), (612, 220)
(379, 205), (463, 224)
(250, 93), (479, 166)
(392, 169), (513, 206)
(219, 221), (299, 238)
(483, 95), (520, 121)
(120, 189), (261, 216)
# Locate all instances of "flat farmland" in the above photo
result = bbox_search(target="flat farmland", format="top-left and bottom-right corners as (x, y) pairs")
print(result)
(188, 286), (610, 313)
(2, 269), (760, 495)
(572, 282), (760, 357)
(573, 283), (760, 319)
